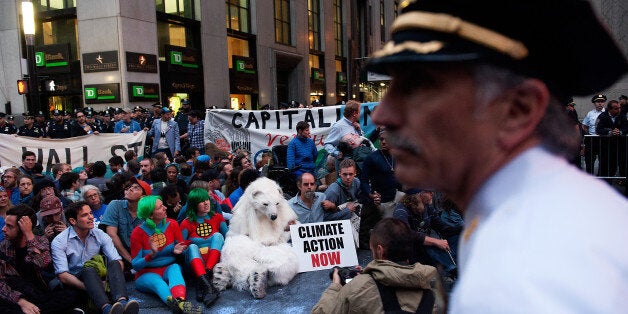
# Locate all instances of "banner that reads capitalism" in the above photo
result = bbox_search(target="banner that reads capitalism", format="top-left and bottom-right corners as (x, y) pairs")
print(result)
(204, 102), (378, 158)
(0, 132), (146, 173)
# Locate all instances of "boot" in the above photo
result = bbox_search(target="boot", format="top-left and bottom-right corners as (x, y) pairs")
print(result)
(200, 271), (220, 306)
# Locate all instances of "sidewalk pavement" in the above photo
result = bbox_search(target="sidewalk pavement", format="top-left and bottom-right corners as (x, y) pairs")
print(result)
(128, 249), (374, 313)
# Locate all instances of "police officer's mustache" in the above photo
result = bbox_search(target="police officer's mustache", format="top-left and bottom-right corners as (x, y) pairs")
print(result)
(385, 132), (421, 156)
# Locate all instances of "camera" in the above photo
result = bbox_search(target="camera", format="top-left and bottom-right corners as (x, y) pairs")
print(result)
(329, 266), (361, 285)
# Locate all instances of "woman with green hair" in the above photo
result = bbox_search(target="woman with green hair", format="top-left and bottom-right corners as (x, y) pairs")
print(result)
(130, 195), (201, 314)
(180, 188), (229, 306)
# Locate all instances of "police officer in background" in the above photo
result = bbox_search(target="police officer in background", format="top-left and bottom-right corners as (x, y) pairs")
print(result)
(100, 109), (115, 133)
(34, 111), (47, 133)
(0, 113), (12, 134)
(46, 109), (71, 138)
(5, 116), (17, 134)
(17, 112), (43, 138)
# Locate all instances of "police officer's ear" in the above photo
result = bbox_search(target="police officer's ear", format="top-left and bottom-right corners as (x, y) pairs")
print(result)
(495, 78), (549, 151)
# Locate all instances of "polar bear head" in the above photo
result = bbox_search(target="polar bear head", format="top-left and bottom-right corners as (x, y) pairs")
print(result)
(247, 177), (285, 221)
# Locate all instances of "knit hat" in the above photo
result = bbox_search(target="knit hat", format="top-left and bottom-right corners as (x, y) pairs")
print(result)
(40, 195), (63, 217)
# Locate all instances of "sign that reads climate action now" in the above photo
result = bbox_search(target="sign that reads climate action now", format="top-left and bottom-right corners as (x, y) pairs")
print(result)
(290, 220), (358, 273)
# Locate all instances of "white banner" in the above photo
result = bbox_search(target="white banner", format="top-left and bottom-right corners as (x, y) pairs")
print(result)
(290, 220), (358, 273)
(0, 132), (146, 173)
(204, 103), (379, 160)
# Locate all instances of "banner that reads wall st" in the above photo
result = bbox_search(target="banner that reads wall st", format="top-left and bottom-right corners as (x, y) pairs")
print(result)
(0, 132), (146, 173)
(204, 102), (378, 157)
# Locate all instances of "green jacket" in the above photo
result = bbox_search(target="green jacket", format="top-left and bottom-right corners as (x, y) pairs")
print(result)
(312, 259), (444, 314)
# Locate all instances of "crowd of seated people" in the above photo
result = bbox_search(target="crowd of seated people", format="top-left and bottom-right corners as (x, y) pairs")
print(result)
(0, 124), (463, 312)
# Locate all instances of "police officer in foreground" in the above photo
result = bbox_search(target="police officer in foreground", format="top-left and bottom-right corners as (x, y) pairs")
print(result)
(17, 112), (43, 138)
(34, 111), (47, 133)
(367, 0), (628, 311)
(46, 109), (71, 138)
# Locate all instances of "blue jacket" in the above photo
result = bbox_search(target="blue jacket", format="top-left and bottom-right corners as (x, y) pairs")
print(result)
(147, 118), (181, 156)
(287, 136), (318, 174)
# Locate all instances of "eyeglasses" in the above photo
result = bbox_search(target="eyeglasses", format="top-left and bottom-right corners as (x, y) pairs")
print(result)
(85, 193), (99, 199)
(124, 184), (142, 192)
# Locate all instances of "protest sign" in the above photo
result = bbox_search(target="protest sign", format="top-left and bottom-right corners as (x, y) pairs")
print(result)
(0, 132), (146, 173)
(204, 103), (378, 160)
(290, 220), (358, 273)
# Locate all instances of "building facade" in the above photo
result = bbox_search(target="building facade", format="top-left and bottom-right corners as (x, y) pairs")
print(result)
(0, 0), (625, 119)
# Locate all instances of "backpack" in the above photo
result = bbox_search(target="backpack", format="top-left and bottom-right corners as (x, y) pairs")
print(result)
(372, 274), (435, 314)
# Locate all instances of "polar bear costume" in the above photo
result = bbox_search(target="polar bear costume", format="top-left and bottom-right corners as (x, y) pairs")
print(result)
(212, 177), (299, 298)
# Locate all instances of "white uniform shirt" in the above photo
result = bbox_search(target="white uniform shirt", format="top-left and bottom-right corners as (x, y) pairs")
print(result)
(582, 108), (604, 134)
(451, 146), (628, 313)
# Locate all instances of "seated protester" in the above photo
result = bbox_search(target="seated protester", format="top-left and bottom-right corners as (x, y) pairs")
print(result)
(287, 121), (319, 177)
(315, 156), (336, 192)
(80, 185), (108, 230)
(222, 166), (241, 198)
(72, 167), (89, 190)
(34, 196), (68, 242)
(101, 177), (151, 271)
(288, 173), (325, 224)
(109, 156), (125, 175)
(0, 205), (84, 314)
(153, 152), (170, 170)
(2, 168), (21, 199)
(228, 168), (259, 207)
(103, 172), (133, 204)
(180, 188), (228, 306)
(126, 160), (141, 178)
(11, 175), (35, 206)
(130, 195), (201, 314)
(201, 169), (233, 211)
(86, 161), (108, 192)
(321, 159), (367, 221)
(59, 172), (81, 203)
(159, 184), (183, 219)
(32, 178), (71, 209)
(178, 162), (194, 185)
(165, 163), (189, 204)
(149, 167), (168, 196)
(51, 201), (139, 314)
(393, 191), (455, 279)
(31, 162), (48, 186)
(190, 155), (211, 185)
(429, 197), (463, 265)
(312, 218), (443, 313)
(0, 186), (10, 242)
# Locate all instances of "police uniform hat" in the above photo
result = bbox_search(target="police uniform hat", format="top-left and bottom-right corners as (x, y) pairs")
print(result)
(181, 99), (190, 106)
(152, 102), (162, 108)
(115, 108), (127, 114)
(619, 95), (628, 101)
(0, 113), (6, 118)
(7, 116), (14, 121)
(22, 112), (34, 119)
(36, 111), (44, 117)
(366, 0), (628, 98)
(591, 94), (607, 103)
(51, 109), (61, 116)
(133, 106), (143, 112)
(62, 110), (69, 116)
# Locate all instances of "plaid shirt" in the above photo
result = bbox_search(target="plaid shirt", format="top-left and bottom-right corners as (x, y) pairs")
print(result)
(0, 235), (52, 303)
(187, 120), (205, 151)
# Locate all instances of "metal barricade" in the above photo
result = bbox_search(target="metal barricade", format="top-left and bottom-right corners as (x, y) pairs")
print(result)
(582, 135), (628, 180)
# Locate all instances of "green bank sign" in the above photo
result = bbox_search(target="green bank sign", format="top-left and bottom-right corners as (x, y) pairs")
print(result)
(84, 83), (121, 104)
(128, 82), (160, 102)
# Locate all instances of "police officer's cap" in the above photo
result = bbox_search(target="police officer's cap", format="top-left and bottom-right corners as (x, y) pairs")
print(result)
(366, 0), (628, 98)
(0, 112), (5, 118)
(591, 94), (607, 103)
(115, 108), (127, 114)
(133, 106), (143, 112)
(36, 111), (44, 117)
(619, 95), (628, 101)
(51, 109), (61, 116)
(181, 99), (190, 106)
(22, 112), (34, 119)
(62, 110), (69, 116)
(152, 102), (162, 108)
(7, 116), (13, 121)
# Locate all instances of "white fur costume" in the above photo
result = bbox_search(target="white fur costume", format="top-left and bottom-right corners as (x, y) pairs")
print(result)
(212, 177), (299, 298)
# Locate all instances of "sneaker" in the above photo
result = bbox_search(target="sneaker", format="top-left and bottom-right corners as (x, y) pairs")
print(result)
(102, 302), (124, 314)
(119, 299), (139, 314)
(179, 300), (202, 314)
(71, 308), (85, 314)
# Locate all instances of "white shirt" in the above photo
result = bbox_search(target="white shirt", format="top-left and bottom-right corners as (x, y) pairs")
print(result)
(582, 108), (604, 134)
(451, 146), (628, 313)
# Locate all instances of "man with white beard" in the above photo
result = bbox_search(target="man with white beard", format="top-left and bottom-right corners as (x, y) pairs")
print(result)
(288, 173), (325, 224)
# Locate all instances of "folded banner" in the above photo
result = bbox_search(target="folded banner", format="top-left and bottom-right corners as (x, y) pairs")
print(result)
(0, 132), (146, 173)
(204, 103), (378, 158)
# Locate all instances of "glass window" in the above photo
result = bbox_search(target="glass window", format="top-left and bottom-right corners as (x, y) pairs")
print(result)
(227, 36), (250, 68)
(309, 54), (320, 69)
(333, 0), (343, 57)
(157, 20), (199, 59)
(274, 0), (291, 45)
(380, 1), (385, 42)
(226, 0), (250, 33)
(37, 0), (75, 10)
(39, 18), (79, 60)
(156, 0), (198, 20)
(308, 0), (320, 51)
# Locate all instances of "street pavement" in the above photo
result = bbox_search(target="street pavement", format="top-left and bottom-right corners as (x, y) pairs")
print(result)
(128, 249), (375, 313)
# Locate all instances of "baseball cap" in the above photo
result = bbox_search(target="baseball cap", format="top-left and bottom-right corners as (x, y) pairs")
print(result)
(161, 107), (172, 114)
(127, 177), (151, 195)
(40, 195), (63, 217)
